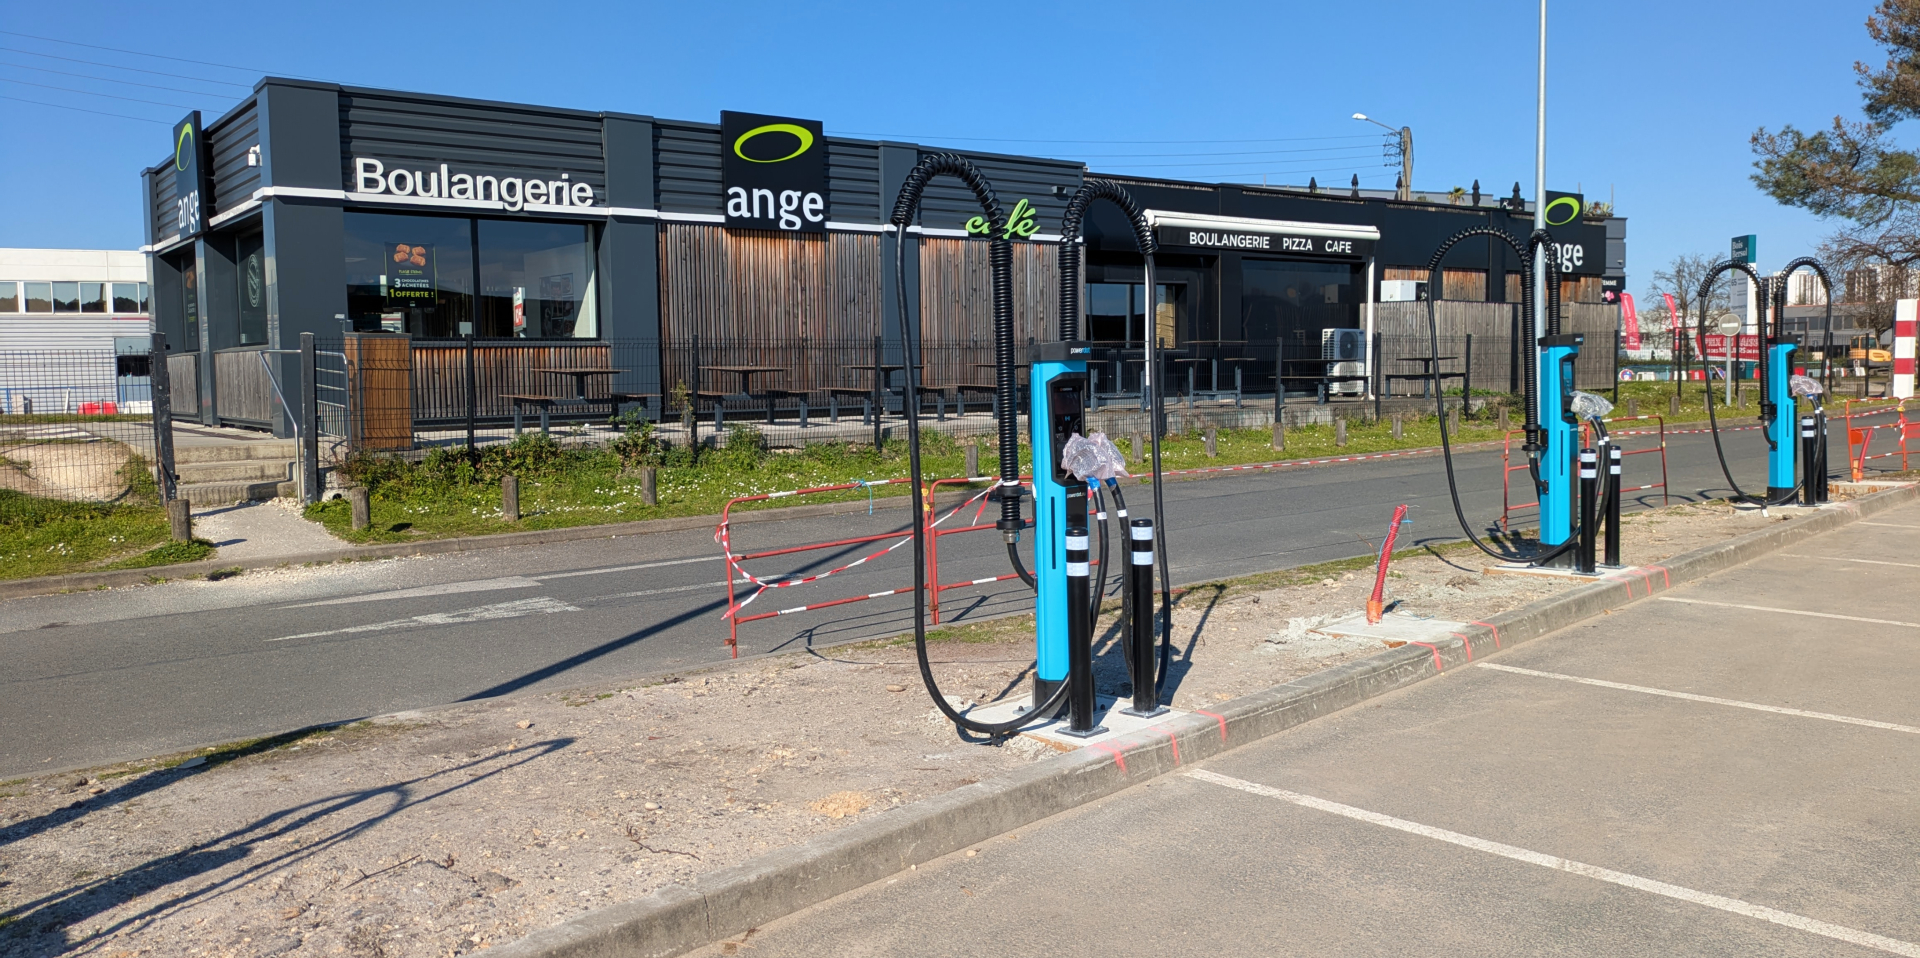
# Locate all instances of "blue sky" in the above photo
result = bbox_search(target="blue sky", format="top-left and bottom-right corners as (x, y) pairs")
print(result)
(0, 0), (1886, 298)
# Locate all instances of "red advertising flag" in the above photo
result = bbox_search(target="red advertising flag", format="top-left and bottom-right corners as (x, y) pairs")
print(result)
(1621, 293), (1642, 349)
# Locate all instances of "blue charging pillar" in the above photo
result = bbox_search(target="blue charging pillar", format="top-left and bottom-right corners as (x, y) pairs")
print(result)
(1537, 334), (1584, 553)
(1028, 341), (1091, 711)
(1767, 340), (1799, 500)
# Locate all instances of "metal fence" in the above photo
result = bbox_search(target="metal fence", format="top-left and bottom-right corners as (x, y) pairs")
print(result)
(0, 348), (165, 504)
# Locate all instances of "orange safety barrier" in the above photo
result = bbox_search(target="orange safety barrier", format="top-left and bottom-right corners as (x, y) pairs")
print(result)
(925, 475), (1032, 625)
(716, 475), (1031, 655)
(1844, 399), (1914, 480)
(1501, 415), (1670, 529)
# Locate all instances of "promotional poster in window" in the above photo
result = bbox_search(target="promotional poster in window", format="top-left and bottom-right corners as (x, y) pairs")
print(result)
(386, 242), (436, 308)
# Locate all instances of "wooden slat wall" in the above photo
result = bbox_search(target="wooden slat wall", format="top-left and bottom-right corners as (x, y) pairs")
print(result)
(167, 353), (199, 420)
(213, 348), (274, 425)
(410, 342), (613, 422)
(916, 238), (1058, 389)
(657, 224), (884, 395)
(1373, 301), (1619, 392)
(343, 334), (413, 451)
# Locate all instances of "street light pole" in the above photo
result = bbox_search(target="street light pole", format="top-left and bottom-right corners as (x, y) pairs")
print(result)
(1353, 113), (1412, 201)
(1534, 0), (1548, 371)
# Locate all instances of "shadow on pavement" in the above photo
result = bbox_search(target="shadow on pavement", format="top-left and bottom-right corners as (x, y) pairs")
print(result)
(0, 740), (571, 957)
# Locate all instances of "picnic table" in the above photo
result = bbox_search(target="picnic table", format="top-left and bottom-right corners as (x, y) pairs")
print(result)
(701, 365), (809, 426)
(502, 366), (627, 436)
(1388, 356), (1462, 399)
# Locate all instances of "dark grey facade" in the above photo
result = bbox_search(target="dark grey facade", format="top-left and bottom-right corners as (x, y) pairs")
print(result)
(141, 77), (1625, 435)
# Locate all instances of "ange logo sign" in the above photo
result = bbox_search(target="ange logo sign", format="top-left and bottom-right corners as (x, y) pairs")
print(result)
(722, 111), (828, 233)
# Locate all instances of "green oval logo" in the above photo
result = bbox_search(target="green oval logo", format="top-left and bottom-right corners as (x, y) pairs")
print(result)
(175, 122), (194, 171)
(1544, 196), (1580, 227)
(733, 123), (813, 164)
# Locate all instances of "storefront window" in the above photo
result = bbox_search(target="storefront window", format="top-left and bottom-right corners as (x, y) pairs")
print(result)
(1241, 260), (1358, 349)
(1086, 283), (1136, 342)
(236, 232), (268, 344)
(179, 256), (200, 351)
(478, 220), (596, 338)
(1083, 282), (1184, 346)
(343, 211), (474, 336)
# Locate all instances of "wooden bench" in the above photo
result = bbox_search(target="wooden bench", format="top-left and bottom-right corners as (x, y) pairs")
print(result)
(610, 392), (659, 422)
(500, 394), (616, 436)
(826, 387), (877, 424)
(694, 390), (813, 430)
(948, 383), (1002, 417)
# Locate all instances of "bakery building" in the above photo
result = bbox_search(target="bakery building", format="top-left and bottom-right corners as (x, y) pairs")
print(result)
(141, 77), (1624, 436)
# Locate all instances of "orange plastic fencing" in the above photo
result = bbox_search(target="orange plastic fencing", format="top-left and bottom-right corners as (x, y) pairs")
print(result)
(1844, 399), (1913, 480)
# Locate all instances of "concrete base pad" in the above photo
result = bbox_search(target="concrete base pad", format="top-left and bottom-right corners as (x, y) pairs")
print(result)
(1308, 610), (1470, 647)
(1484, 562), (1638, 579)
(960, 694), (1185, 751)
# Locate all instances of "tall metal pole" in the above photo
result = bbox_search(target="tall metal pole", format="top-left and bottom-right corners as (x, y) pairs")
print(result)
(1533, 0), (1548, 430)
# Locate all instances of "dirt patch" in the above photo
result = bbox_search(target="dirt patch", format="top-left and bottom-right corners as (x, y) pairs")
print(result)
(0, 439), (135, 502)
(0, 498), (1841, 958)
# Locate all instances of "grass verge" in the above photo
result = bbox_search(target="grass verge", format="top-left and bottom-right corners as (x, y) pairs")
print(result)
(304, 412), (1529, 544)
(0, 457), (220, 580)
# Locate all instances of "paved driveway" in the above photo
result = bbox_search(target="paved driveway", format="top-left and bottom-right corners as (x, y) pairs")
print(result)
(701, 499), (1920, 957)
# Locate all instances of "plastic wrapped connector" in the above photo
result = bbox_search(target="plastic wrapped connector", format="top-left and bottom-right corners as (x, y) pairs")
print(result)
(1060, 431), (1129, 482)
(1789, 374), (1825, 398)
(1570, 391), (1614, 421)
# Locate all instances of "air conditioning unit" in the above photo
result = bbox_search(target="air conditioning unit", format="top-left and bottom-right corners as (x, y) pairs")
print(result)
(1322, 327), (1365, 361)
(1380, 280), (1428, 303)
(1329, 361), (1366, 396)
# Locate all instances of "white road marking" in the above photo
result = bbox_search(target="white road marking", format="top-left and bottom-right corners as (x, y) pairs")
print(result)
(1778, 554), (1920, 570)
(531, 556), (723, 580)
(287, 577), (542, 607)
(267, 597), (581, 642)
(1859, 522), (1920, 530)
(1658, 596), (1920, 629)
(1186, 769), (1920, 957)
(278, 556), (725, 608)
(1477, 663), (1920, 734)
(598, 581), (750, 601)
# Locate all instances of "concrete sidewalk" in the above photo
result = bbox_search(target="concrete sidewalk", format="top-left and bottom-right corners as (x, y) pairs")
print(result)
(684, 498), (1920, 957)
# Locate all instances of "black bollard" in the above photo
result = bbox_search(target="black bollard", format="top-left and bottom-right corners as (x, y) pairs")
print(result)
(1577, 448), (1599, 575)
(1123, 518), (1164, 717)
(1061, 484), (1102, 736)
(1604, 445), (1622, 567)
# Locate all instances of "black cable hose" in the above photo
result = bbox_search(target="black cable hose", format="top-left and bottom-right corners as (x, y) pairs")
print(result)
(1006, 540), (1036, 589)
(1055, 179), (1173, 696)
(1693, 261), (1803, 507)
(1422, 226), (1580, 565)
(889, 153), (1066, 736)
(1091, 482), (1110, 627)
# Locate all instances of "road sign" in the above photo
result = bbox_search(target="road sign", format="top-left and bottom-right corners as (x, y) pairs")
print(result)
(1731, 235), (1757, 265)
(1712, 312), (1744, 335)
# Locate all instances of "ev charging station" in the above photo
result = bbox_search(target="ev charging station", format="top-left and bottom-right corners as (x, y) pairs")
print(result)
(1423, 225), (1617, 573)
(1026, 339), (1093, 728)
(1695, 256), (1836, 509)
(888, 157), (1169, 739)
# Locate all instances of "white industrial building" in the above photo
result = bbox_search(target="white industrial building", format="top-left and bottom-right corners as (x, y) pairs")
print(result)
(0, 249), (155, 413)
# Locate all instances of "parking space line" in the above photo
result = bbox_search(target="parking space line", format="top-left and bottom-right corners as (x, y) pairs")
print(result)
(1477, 663), (1920, 734)
(1186, 769), (1920, 957)
(1779, 554), (1920, 571)
(1658, 597), (1920, 629)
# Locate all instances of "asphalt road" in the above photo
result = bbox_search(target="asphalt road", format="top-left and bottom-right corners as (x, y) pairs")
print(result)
(0, 414), (1890, 778)
(689, 499), (1920, 958)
